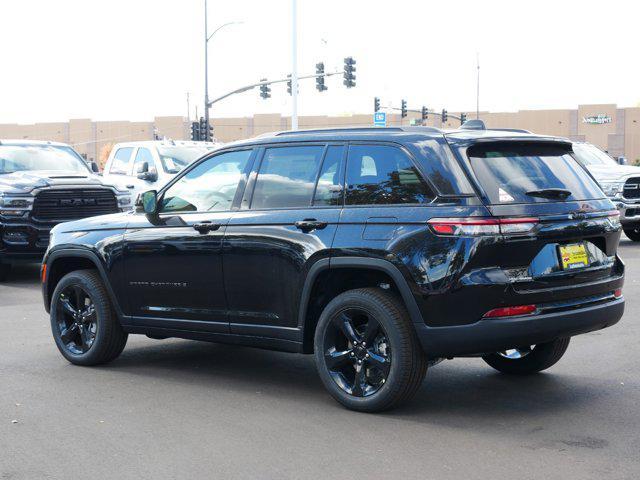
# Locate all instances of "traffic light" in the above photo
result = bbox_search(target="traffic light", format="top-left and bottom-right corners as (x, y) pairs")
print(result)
(374, 97), (380, 113)
(421, 106), (428, 121)
(198, 117), (208, 140)
(316, 63), (327, 92)
(206, 123), (214, 142)
(259, 78), (271, 99)
(343, 57), (356, 88)
(401, 99), (407, 118)
(287, 74), (292, 96)
(441, 109), (448, 123)
(460, 112), (467, 124)
(191, 121), (200, 141)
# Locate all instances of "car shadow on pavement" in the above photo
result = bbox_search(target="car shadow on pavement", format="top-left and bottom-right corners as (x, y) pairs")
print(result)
(1, 263), (41, 287)
(103, 339), (604, 419)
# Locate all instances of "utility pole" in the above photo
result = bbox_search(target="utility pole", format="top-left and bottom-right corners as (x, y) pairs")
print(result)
(186, 92), (190, 121)
(476, 52), (480, 119)
(204, 0), (209, 134)
(291, 0), (299, 130)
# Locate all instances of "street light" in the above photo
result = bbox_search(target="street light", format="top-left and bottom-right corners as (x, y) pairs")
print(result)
(204, 0), (243, 140)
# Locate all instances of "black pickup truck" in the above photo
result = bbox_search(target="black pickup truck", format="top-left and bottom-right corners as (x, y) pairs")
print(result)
(0, 140), (132, 279)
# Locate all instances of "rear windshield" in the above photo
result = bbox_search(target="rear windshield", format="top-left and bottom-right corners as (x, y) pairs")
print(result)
(467, 142), (604, 204)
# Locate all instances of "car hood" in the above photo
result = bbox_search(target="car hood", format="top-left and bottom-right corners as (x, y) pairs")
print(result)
(53, 211), (133, 233)
(586, 164), (640, 182)
(0, 170), (129, 195)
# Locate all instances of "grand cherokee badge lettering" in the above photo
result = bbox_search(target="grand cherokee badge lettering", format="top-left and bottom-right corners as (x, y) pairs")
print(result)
(129, 281), (188, 288)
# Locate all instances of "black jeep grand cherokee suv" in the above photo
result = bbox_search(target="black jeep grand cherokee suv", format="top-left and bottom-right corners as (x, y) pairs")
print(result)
(42, 125), (625, 412)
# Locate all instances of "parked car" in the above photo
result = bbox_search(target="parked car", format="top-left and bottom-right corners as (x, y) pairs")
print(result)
(0, 140), (132, 280)
(42, 124), (624, 412)
(572, 142), (640, 241)
(102, 140), (219, 200)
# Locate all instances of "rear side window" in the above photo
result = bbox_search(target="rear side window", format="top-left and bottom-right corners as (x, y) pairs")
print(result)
(467, 142), (604, 204)
(345, 145), (434, 205)
(109, 147), (133, 175)
(251, 146), (324, 209)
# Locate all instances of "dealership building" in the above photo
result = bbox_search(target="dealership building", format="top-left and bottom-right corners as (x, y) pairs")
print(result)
(1, 103), (639, 164)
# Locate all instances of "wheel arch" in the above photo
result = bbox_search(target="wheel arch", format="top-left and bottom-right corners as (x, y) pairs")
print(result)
(44, 248), (124, 319)
(298, 257), (424, 353)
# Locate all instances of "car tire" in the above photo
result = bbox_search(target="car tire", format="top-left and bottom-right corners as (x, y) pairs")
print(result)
(50, 269), (128, 366)
(623, 227), (640, 242)
(314, 288), (427, 412)
(482, 338), (570, 375)
(0, 262), (11, 281)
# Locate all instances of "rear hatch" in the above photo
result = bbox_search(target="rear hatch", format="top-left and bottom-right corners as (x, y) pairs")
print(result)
(461, 139), (622, 298)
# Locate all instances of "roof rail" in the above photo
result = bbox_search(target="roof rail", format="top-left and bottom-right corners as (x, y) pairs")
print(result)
(489, 128), (532, 134)
(272, 125), (443, 137)
(460, 119), (486, 130)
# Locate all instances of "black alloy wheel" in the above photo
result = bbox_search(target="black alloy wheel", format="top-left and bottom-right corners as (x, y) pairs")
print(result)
(323, 308), (391, 397)
(314, 288), (427, 412)
(55, 285), (98, 355)
(50, 269), (128, 366)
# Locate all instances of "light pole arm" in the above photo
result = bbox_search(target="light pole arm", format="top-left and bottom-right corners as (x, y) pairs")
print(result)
(207, 21), (243, 42)
(207, 70), (342, 108)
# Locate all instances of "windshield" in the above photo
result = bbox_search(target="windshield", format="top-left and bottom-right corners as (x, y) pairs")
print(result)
(0, 145), (89, 174)
(572, 143), (617, 166)
(467, 142), (604, 204)
(158, 146), (213, 174)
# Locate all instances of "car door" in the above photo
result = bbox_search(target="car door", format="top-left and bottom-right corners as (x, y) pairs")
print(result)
(122, 148), (256, 333)
(223, 143), (345, 341)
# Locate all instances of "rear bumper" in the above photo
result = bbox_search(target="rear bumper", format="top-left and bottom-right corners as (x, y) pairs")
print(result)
(415, 297), (624, 358)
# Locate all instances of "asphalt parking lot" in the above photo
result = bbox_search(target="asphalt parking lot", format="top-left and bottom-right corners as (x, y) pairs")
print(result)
(1, 239), (639, 480)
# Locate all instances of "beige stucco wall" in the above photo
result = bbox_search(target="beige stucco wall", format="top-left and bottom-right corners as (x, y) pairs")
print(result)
(3, 104), (640, 163)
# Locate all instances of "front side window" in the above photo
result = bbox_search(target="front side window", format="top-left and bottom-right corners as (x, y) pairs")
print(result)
(109, 147), (133, 175)
(467, 142), (605, 204)
(133, 148), (156, 174)
(251, 146), (325, 209)
(345, 145), (434, 205)
(313, 146), (345, 206)
(161, 150), (252, 213)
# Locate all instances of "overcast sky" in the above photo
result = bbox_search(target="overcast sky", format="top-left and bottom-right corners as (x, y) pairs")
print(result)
(1, 0), (638, 124)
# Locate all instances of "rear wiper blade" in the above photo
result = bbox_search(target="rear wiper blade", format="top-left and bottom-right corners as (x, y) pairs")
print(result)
(525, 188), (572, 199)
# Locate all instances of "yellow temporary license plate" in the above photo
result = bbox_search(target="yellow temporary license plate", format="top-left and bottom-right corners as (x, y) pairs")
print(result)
(559, 243), (590, 270)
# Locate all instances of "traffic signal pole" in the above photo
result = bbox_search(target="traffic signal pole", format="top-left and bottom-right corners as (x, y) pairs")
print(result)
(204, 0), (209, 137)
(291, 0), (299, 129)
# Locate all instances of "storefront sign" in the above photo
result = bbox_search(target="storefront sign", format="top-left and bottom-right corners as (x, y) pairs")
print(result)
(582, 114), (612, 124)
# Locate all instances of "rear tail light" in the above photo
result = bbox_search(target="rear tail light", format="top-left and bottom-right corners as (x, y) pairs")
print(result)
(427, 217), (538, 236)
(483, 304), (538, 318)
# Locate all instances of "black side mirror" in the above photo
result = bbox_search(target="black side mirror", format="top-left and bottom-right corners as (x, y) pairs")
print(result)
(618, 156), (628, 165)
(137, 162), (158, 182)
(139, 190), (158, 215)
(90, 162), (100, 173)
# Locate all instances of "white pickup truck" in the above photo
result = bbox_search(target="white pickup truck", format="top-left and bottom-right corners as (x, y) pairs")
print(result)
(573, 142), (640, 241)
